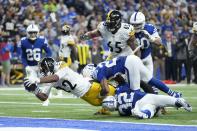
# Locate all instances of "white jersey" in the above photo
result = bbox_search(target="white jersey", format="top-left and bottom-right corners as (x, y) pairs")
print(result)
(52, 66), (91, 97)
(98, 22), (134, 58)
(59, 35), (75, 58)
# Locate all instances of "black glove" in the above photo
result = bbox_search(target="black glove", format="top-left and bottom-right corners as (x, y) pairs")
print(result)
(24, 78), (37, 92)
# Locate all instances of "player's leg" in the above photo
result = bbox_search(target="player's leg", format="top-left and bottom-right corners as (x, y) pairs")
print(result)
(142, 55), (159, 94)
(141, 94), (191, 111)
(132, 95), (157, 119)
(139, 59), (182, 98)
(132, 94), (192, 119)
(124, 55), (141, 92)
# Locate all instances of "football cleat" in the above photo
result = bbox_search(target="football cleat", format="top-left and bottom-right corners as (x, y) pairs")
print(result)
(175, 98), (192, 112)
(171, 91), (182, 98)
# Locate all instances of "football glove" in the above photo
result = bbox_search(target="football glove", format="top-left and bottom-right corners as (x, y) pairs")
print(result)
(79, 34), (89, 40)
(24, 78), (37, 92)
(141, 30), (156, 42)
(24, 78), (41, 94)
(70, 60), (79, 72)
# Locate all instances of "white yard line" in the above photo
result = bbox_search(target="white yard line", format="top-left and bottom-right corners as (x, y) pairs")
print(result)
(0, 101), (91, 106)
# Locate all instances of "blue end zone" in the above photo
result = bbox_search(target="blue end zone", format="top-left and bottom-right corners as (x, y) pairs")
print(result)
(0, 117), (197, 131)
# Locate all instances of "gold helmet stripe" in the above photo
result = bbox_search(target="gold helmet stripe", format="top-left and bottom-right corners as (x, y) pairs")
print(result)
(106, 10), (113, 21)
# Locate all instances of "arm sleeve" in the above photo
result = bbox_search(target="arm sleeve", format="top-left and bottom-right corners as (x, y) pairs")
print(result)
(150, 26), (160, 38)
(20, 41), (28, 67)
(43, 38), (52, 57)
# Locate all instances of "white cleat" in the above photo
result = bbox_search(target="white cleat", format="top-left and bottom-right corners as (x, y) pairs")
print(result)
(42, 99), (50, 106)
(175, 98), (192, 112)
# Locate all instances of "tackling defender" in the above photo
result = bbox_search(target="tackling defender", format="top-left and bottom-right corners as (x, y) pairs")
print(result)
(91, 55), (182, 98)
(102, 84), (192, 119)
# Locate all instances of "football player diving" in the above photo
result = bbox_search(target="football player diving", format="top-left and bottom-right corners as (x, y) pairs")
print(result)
(23, 57), (115, 108)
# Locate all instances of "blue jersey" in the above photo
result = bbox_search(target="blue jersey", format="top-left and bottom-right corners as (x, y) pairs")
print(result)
(116, 84), (146, 116)
(92, 56), (127, 82)
(135, 23), (158, 59)
(19, 36), (52, 67)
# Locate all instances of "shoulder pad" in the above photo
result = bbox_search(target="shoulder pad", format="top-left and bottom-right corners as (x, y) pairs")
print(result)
(59, 61), (69, 68)
(144, 23), (157, 34)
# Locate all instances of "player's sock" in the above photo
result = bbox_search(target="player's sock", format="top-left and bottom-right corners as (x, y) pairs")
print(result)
(148, 78), (171, 95)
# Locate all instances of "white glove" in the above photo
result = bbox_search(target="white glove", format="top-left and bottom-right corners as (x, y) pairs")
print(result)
(25, 76), (40, 84)
(141, 30), (155, 42)
(50, 12), (57, 23)
(70, 60), (79, 72)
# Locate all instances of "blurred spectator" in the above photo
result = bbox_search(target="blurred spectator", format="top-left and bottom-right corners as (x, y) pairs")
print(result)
(0, 38), (12, 86)
(90, 38), (104, 65)
(163, 31), (177, 82)
(176, 25), (190, 83)
(189, 22), (197, 84)
(152, 44), (167, 80)
(43, 21), (57, 43)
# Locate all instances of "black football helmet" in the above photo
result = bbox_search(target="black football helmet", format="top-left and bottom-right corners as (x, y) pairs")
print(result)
(105, 10), (122, 33)
(39, 57), (56, 76)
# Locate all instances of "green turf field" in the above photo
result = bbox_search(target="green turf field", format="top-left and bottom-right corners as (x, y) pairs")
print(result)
(0, 84), (196, 125)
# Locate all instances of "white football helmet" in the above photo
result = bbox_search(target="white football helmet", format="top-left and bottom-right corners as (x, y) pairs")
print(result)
(81, 64), (96, 78)
(26, 24), (39, 40)
(102, 96), (117, 111)
(192, 22), (197, 33)
(130, 12), (145, 32)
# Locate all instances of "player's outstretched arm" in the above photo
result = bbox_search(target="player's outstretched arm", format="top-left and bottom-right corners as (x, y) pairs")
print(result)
(80, 29), (101, 40)
(36, 92), (48, 101)
(24, 78), (50, 101)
